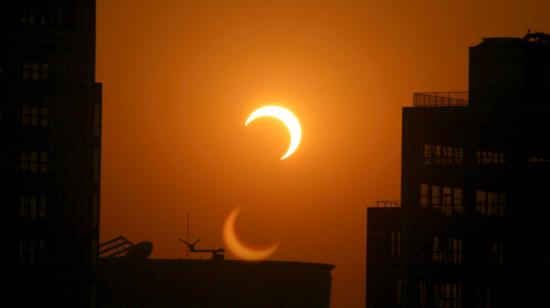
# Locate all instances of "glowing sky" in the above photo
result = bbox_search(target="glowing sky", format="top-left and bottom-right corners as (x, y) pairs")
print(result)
(97, 1), (550, 306)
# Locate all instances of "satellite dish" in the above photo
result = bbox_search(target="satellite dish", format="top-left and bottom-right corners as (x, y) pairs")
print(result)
(125, 241), (153, 261)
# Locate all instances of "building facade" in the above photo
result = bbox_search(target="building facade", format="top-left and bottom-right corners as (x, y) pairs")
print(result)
(367, 33), (550, 307)
(1, 1), (101, 306)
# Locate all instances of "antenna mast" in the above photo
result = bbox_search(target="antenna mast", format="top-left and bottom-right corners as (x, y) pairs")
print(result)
(185, 211), (190, 259)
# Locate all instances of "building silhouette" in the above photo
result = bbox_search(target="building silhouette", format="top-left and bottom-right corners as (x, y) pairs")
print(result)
(367, 33), (550, 307)
(97, 237), (334, 308)
(1, 1), (101, 306)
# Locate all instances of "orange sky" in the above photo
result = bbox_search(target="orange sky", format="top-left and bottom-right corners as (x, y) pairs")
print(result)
(96, 1), (550, 306)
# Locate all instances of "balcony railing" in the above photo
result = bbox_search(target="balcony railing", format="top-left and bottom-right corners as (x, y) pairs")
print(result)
(413, 92), (468, 107)
(374, 200), (401, 208)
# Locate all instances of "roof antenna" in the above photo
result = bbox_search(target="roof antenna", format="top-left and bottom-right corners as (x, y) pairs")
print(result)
(185, 211), (190, 259)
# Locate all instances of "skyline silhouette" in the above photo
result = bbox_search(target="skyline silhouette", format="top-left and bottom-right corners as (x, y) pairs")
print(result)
(3, 0), (550, 307)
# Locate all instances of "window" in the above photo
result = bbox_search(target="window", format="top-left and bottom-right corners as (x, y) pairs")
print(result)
(18, 151), (47, 173)
(423, 144), (464, 164)
(390, 232), (401, 258)
(19, 197), (29, 218)
(476, 150), (505, 164)
(474, 286), (497, 308)
(22, 62), (48, 80)
(419, 280), (427, 307)
(29, 196), (37, 219)
(19, 195), (46, 219)
(453, 188), (463, 212)
(420, 184), (429, 207)
(434, 283), (462, 308)
(39, 196), (47, 219)
(94, 148), (99, 182)
(442, 187), (452, 215)
(18, 240), (45, 264)
(396, 279), (404, 304)
(30, 152), (39, 172)
(529, 157), (550, 163)
(476, 190), (506, 216)
(433, 236), (463, 264)
(21, 107), (48, 127)
(432, 186), (440, 207)
(488, 241), (504, 264)
(422, 184), (463, 215)
(40, 152), (47, 173)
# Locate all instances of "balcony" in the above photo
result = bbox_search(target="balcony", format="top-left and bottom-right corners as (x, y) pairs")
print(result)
(413, 92), (468, 107)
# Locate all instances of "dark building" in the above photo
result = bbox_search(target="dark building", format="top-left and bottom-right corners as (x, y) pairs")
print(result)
(1, 1), (101, 307)
(98, 259), (334, 308)
(97, 238), (334, 308)
(367, 33), (550, 308)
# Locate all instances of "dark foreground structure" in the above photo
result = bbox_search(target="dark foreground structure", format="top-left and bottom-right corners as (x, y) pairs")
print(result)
(98, 258), (334, 308)
(2, 1), (101, 307)
(367, 33), (550, 307)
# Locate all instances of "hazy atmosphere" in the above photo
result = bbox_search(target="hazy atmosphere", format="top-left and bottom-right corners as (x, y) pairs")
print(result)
(96, 1), (550, 306)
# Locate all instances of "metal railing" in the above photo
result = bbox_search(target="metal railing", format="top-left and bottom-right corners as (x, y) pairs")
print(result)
(374, 200), (401, 208)
(413, 92), (468, 107)
(99, 236), (134, 258)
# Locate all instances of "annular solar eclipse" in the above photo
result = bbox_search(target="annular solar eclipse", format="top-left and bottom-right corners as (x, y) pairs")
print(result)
(245, 105), (302, 160)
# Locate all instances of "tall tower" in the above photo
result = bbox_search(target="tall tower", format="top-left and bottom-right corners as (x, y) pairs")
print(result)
(1, 1), (101, 306)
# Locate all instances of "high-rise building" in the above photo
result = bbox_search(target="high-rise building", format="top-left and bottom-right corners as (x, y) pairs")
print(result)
(367, 33), (550, 307)
(1, 1), (101, 306)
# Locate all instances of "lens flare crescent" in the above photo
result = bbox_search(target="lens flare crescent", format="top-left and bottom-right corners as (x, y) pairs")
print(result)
(223, 207), (279, 261)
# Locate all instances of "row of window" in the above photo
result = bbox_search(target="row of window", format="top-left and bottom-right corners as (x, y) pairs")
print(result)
(16, 240), (97, 266)
(389, 232), (504, 265)
(529, 157), (550, 163)
(20, 7), (93, 28)
(423, 144), (464, 164)
(21, 14), (47, 25)
(420, 184), (506, 217)
(422, 144), (548, 164)
(15, 147), (99, 180)
(417, 281), (501, 308)
(19, 196), (47, 219)
(18, 104), (100, 132)
(17, 192), (99, 227)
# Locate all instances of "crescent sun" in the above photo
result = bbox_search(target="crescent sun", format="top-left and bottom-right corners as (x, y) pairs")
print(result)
(223, 207), (279, 261)
(245, 105), (302, 160)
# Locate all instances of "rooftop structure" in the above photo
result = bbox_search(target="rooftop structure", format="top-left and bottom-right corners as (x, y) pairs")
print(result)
(97, 239), (334, 308)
